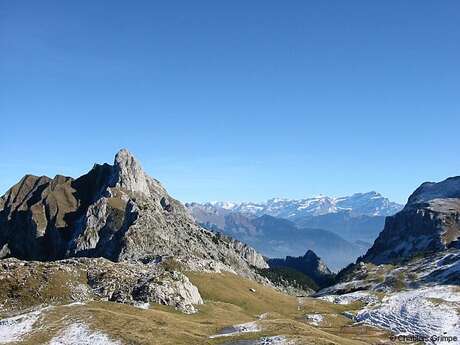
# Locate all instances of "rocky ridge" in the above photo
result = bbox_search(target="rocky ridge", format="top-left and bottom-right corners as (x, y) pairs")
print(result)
(362, 176), (460, 265)
(268, 250), (335, 289)
(0, 257), (203, 314)
(312, 177), (460, 344)
(317, 175), (460, 296)
(0, 149), (270, 314)
(0, 149), (267, 273)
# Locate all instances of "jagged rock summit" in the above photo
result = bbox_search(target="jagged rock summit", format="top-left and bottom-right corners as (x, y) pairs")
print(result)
(268, 250), (335, 288)
(0, 149), (267, 274)
(113, 148), (154, 196)
(362, 176), (460, 265)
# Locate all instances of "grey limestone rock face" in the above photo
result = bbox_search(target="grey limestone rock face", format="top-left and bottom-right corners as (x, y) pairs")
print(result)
(0, 149), (267, 275)
(112, 148), (154, 197)
(362, 176), (460, 265)
(231, 239), (268, 269)
(0, 257), (203, 314)
(322, 176), (460, 295)
(131, 270), (203, 314)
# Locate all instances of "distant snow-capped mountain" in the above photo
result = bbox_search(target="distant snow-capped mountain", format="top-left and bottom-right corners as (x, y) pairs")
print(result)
(186, 192), (403, 268)
(190, 191), (403, 220)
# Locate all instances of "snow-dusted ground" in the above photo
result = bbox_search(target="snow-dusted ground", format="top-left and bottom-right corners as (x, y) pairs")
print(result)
(257, 336), (291, 345)
(0, 306), (50, 344)
(316, 249), (460, 298)
(415, 251), (460, 284)
(222, 336), (292, 345)
(356, 286), (460, 342)
(318, 291), (378, 305)
(304, 313), (324, 326)
(314, 280), (373, 296)
(209, 321), (260, 338)
(49, 323), (122, 345)
(133, 301), (150, 310)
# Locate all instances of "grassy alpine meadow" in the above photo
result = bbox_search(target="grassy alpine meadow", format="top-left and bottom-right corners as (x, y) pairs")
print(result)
(3, 271), (399, 345)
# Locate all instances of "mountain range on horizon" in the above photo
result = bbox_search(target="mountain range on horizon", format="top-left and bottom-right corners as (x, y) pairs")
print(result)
(3, 1), (460, 342)
(0, 149), (459, 344)
(190, 191), (403, 219)
(187, 192), (403, 270)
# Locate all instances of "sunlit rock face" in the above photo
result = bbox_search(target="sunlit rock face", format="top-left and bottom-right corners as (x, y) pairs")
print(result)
(0, 149), (267, 274)
(362, 176), (460, 265)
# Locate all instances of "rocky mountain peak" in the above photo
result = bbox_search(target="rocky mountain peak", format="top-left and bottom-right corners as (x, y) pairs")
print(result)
(0, 150), (268, 275)
(362, 176), (460, 265)
(303, 250), (319, 260)
(268, 250), (334, 288)
(112, 148), (152, 197)
(406, 176), (460, 206)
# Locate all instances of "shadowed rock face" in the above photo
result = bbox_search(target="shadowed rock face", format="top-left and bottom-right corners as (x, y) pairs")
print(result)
(362, 176), (460, 265)
(0, 150), (267, 273)
(268, 250), (335, 288)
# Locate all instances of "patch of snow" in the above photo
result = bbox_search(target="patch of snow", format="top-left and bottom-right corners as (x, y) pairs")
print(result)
(314, 279), (372, 296)
(49, 323), (121, 345)
(355, 286), (460, 342)
(305, 313), (324, 326)
(318, 291), (378, 305)
(0, 307), (50, 344)
(218, 202), (237, 210)
(416, 251), (460, 284)
(256, 336), (291, 345)
(133, 302), (150, 310)
(62, 302), (86, 307)
(221, 336), (291, 345)
(209, 321), (260, 338)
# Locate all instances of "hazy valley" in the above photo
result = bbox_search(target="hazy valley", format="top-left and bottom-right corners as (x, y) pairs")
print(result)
(187, 193), (403, 270)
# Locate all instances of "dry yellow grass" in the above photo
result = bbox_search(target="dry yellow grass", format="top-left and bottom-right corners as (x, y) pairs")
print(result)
(12, 272), (397, 345)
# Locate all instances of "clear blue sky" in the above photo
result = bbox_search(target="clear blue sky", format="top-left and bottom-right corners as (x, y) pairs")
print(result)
(1, 1), (459, 204)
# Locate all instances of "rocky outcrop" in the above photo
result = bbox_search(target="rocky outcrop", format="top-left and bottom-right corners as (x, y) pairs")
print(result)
(0, 257), (203, 314)
(268, 250), (335, 288)
(318, 176), (460, 297)
(362, 176), (460, 265)
(87, 258), (203, 314)
(0, 149), (267, 275)
(230, 238), (268, 268)
(406, 177), (460, 205)
(316, 247), (460, 296)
